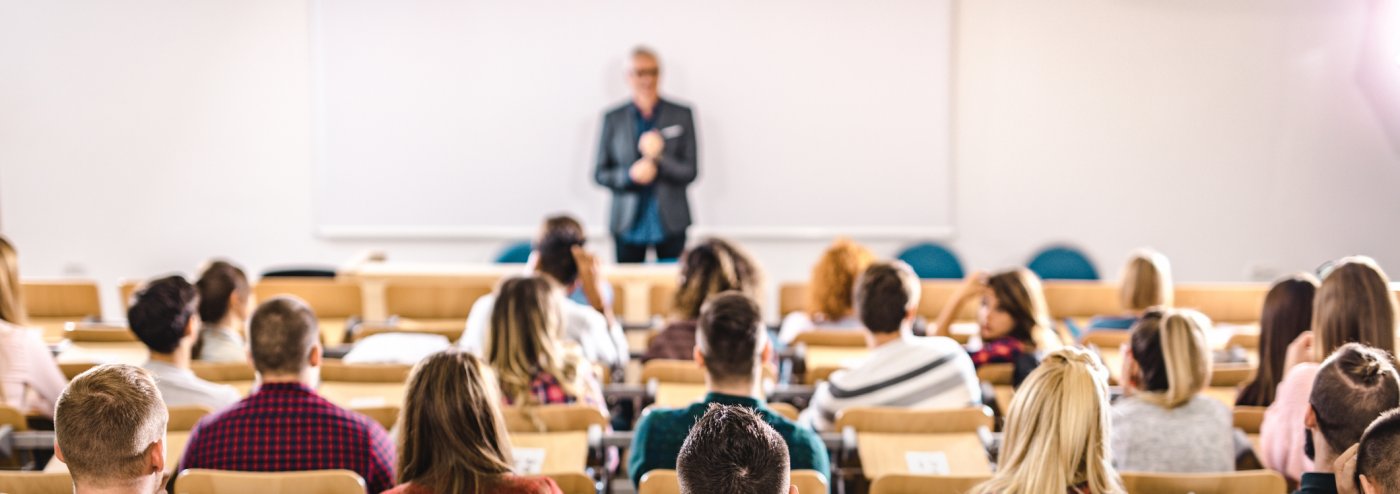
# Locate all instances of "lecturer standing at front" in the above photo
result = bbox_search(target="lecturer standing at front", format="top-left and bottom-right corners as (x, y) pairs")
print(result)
(594, 47), (698, 263)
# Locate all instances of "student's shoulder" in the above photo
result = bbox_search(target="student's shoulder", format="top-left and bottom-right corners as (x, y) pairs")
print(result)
(906, 334), (969, 355)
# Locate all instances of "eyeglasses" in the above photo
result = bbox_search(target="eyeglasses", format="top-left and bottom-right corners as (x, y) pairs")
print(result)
(632, 68), (660, 77)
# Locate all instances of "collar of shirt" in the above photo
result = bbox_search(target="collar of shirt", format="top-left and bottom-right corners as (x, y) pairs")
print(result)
(698, 392), (766, 411)
(631, 100), (662, 122)
(253, 381), (318, 396)
(143, 359), (198, 381)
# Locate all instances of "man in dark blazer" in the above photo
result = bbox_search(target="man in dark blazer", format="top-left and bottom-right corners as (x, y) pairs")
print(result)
(594, 46), (698, 263)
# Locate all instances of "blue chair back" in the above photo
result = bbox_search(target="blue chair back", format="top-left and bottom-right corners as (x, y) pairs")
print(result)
(495, 240), (533, 264)
(1027, 245), (1099, 281)
(896, 242), (965, 279)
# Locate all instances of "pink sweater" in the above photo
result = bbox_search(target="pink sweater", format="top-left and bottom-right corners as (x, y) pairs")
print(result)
(0, 323), (67, 417)
(1258, 363), (1318, 482)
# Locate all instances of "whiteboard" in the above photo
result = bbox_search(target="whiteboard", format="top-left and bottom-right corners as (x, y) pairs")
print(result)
(313, 0), (952, 239)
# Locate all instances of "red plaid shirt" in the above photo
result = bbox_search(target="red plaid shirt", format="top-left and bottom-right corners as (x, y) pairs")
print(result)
(504, 370), (606, 411)
(176, 382), (396, 493)
(969, 336), (1025, 367)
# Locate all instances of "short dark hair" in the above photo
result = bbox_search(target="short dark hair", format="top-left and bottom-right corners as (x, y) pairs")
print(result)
(536, 226), (585, 286)
(1310, 343), (1400, 455)
(127, 275), (198, 354)
(1358, 408), (1400, 493)
(677, 403), (790, 494)
(697, 292), (764, 384)
(249, 296), (319, 375)
(855, 261), (921, 333)
(195, 260), (249, 323)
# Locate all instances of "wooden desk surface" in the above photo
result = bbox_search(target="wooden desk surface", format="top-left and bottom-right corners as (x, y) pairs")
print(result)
(804, 347), (869, 370)
(654, 383), (707, 409)
(511, 431), (590, 475)
(857, 432), (991, 480)
(341, 261), (677, 284)
(56, 342), (148, 366)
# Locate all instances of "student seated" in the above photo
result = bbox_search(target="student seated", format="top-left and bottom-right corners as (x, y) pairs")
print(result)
(176, 297), (395, 493)
(1112, 308), (1234, 473)
(1356, 409), (1400, 494)
(1262, 257), (1397, 482)
(630, 292), (829, 487)
(1294, 343), (1399, 494)
(800, 261), (980, 432)
(384, 350), (562, 494)
(463, 224), (628, 370)
(192, 260), (251, 363)
(54, 365), (169, 494)
(486, 276), (606, 413)
(777, 238), (874, 345)
(0, 235), (67, 419)
(677, 403), (797, 494)
(127, 275), (240, 410)
(1083, 249), (1173, 332)
(1236, 274), (1318, 407)
(933, 268), (1062, 380)
(973, 348), (1123, 494)
(536, 214), (616, 308)
(645, 237), (764, 362)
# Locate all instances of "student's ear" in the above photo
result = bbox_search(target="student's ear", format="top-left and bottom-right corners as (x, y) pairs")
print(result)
(229, 292), (244, 319)
(694, 347), (706, 370)
(903, 306), (918, 324)
(790, 484), (799, 494)
(148, 437), (166, 475)
(184, 314), (198, 339)
(761, 339), (773, 365)
(1305, 406), (1318, 430)
(1360, 474), (1380, 494)
(308, 342), (323, 368)
(53, 442), (66, 464)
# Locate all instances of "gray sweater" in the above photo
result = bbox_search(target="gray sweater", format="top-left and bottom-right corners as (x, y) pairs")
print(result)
(1111, 395), (1235, 473)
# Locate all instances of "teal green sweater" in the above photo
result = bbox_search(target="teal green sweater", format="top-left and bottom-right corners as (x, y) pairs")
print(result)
(628, 392), (831, 490)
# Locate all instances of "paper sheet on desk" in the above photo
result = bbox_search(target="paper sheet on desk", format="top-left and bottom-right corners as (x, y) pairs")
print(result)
(906, 451), (950, 475)
(513, 448), (546, 474)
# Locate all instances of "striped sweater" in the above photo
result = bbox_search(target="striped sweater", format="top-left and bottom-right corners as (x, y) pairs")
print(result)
(800, 333), (982, 431)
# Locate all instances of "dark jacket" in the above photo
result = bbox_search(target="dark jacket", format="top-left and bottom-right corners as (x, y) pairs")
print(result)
(593, 98), (698, 235)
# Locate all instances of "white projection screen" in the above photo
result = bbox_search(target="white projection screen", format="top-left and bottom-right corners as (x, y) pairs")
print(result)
(313, 0), (952, 239)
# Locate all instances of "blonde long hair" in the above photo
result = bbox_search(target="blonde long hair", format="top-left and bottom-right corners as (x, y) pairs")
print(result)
(976, 348), (1123, 494)
(486, 276), (583, 405)
(0, 236), (27, 325)
(1128, 308), (1212, 409)
(1120, 249), (1172, 312)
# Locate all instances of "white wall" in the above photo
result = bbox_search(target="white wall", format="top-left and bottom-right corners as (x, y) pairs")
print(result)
(2, 0), (1399, 320)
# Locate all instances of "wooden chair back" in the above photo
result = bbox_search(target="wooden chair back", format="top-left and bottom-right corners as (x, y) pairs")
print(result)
(173, 469), (365, 494)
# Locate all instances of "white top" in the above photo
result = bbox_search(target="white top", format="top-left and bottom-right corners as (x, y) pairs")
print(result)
(458, 293), (629, 368)
(0, 322), (67, 417)
(1111, 394), (1236, 473)
(344, 333), (451, 365)
(196, 325), (246, 363)
(777, 311), (863, 345)
(800, 333), (982, 432)
(142, 360), (241, 411)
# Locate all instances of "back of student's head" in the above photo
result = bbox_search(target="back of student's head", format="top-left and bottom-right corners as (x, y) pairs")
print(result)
(1128, 308), (1212, 409)
(539, 214), (584, 242)
(0, 235), (27, 325)
(398, 350), (514, 492)
(536, 223), (586, 286)
(249, 296), (319, 376)
(1239, 273), (1318, 407)
(807, 238), (874, 321)
(127, 275), (198, 355)
(677, 403), (791, 494)
(697, 291), (765, 385)
(985, 267), (1055, 350)
(1310, 343), (1400, 457)
(1358, 409), (1400, 494)
(673, 238), (764, 320)
(976, 348), (1121, 494)
(195, 260), (249, 324)
(1120, 249), (1172, 312)
(1313, 257), (1397, 361)
(855, 261), (920, 334)
(488, 275), (574, 403)
(55, 364), (168, 488)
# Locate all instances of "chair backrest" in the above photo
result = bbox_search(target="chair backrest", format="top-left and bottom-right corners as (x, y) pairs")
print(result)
(21, 280), (102, 318)
(190, 361), (257, 382)
(384, 282), (492, 320)
(496, 240), (534, 263)
(1210, 364), (1254, 388)
(1041, 282), (1120, 320)
(976, 363), (1014, 386)
(638, 469), (826, 494)
(320, 360), (412, 383)
(1174, 284), (1268, 324)
(1080, 330), (1130, 350)
(64, 323), (138, 342)
(500, 404), (609, 433)
(641, 359), (705, 384)
(915, 280), (979, 321)
(835, 407), (993, 434)
(167, 405), (214, 431)
(1234, 406), (1266, 434)
(896, 242), (965, 280)
(768, 402), (800, 421)
(778, 283), (808, 317)
(0, 404), (28, 432)
(1119, 471), (1287, 494)
(1027, 245), (1099, 281)
(547, 472), (597, 494)
(650, 284), (677, 321)
(354, 405), (401, 430)
(792, 329), (867, 348)
(173, 469), (365, 494)
(118, 279), (142, 312)
(59, 362), (98, 380)
(253, 278), (362, 319)
(0, 472), (71, 494)
(869, 474), (992, 494)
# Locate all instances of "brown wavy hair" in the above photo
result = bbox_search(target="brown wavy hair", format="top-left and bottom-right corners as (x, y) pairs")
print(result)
(806, 238), (874, 323)
(397, 350), (516, 493)
(986, 268), (1059, 351)
(0, 236), (27, 325)
(671, 238), (764, 321)
(1313, 257), (1397, 361)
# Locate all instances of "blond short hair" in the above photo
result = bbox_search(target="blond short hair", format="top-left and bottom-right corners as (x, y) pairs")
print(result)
(1120, 249), (1172, 311)
(55, 364), (168, 487)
